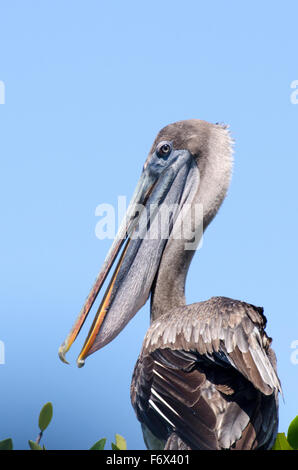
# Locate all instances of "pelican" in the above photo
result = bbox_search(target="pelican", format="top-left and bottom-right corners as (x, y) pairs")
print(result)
(59, 119), (281, 450)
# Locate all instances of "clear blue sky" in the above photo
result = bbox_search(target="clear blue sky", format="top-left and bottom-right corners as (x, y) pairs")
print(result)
(0, 1), (297, 449)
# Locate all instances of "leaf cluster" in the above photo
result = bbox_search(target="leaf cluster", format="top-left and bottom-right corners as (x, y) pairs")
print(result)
(0, 402), (127, 450)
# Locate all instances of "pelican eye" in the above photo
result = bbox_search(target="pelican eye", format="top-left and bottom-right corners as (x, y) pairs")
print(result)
(156, 142), (172, 158)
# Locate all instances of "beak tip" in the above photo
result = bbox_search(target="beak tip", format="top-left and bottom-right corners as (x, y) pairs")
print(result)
(77, 357), (85, 368)
(58, 345), (69, 365)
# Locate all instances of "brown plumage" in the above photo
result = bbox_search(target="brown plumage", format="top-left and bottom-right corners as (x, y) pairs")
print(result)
(131, 297), (280, 449)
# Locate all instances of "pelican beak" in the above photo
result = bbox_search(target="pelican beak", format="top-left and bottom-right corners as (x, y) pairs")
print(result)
(59, 146), (199, 367)
(58, 167), (157, 365)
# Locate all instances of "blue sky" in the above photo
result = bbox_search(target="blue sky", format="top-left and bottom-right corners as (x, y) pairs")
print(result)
(0, 1), (297, 449)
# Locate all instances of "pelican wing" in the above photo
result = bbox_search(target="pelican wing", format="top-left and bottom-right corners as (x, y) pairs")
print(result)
(131, 297), (280, 449)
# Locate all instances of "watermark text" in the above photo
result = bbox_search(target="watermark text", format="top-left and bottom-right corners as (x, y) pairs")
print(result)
(95, 196), (204, 251)
(290, 80), (298, 104)
(290, 340), (298, 364)
(0, 340), (5, 364)
(0, 81), (5, 104)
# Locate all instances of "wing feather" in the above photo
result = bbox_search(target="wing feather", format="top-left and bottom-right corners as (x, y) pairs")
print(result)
(144, 297), (281, 395)
(131, 296), (280, 450)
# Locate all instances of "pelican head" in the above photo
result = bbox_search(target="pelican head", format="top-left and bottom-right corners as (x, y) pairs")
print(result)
(59, 119), (233, 367)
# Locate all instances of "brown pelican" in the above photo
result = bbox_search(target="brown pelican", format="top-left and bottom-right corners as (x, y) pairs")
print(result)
(59, 119), (281, 450)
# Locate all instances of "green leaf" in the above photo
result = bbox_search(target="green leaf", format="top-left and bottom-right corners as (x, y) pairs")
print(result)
(89, 438), (106, 450)
(272, 433), (293, 450)
(115, 434), (127, 450)
(28, 440), (43, 450)
(0, 438), (13, 450)
(287, 416), (298, 449)
(38, 402), (53, 432)
(111, 443), (120, 450)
